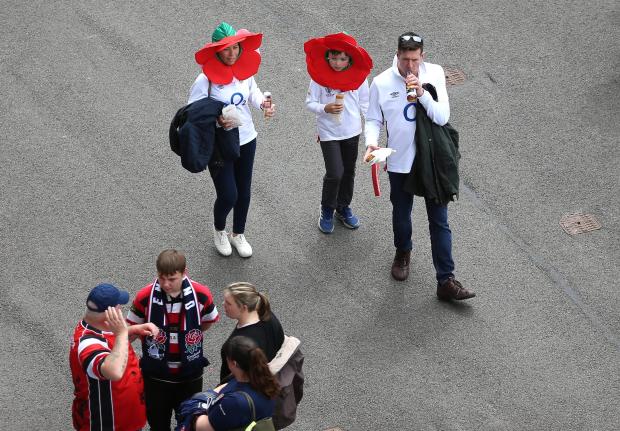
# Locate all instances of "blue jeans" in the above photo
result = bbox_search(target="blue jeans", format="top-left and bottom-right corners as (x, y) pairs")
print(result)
(388, 172), (455, 283)
(209, 139), (256, 234)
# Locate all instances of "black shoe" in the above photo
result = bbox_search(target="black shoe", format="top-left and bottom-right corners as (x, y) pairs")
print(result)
(437, 277), (476, 300)
(391, 249), (410, 281)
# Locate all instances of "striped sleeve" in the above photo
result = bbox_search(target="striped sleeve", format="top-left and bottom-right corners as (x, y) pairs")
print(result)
(127, 285), (150, 324)
(78, 334), (110, 380)
(193, 282), (219, 323)
(201, 302), (219, 323)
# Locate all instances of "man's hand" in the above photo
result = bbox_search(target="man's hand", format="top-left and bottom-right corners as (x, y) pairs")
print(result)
(101, 306), (129, 381)
(364, 145), (381, 163)
(324, 103), (344, 114)
(105, 306), (128, 337)
(405, 73), (425, 98)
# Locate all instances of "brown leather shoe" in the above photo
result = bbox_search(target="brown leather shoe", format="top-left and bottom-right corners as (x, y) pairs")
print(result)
(437, 277), (476, 300)
(391, 249), (411, 281)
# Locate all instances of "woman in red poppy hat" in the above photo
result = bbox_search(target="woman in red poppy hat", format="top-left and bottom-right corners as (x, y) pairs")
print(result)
(188, 22), (275, 259)
(304, 32), (373, 234)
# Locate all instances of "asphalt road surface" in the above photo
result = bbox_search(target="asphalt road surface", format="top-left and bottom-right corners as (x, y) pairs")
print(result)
(1, 1), (618, 430)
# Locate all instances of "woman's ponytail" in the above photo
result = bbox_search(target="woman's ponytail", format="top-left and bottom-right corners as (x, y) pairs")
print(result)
(248, 347), (280, 399)
(224, 282), (273, 321)
(256, 292), (272, 321)
(224, 336), (280, 399)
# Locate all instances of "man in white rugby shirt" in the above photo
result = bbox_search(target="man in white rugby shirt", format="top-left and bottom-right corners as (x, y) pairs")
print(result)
(364, 32), (475, 300)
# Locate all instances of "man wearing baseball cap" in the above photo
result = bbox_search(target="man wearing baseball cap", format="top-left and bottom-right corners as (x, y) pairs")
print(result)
(69, 283), (159, 431)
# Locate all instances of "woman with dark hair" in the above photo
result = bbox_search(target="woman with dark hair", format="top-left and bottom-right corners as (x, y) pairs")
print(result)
(220, 282), (284, 382)
(176, 336), (279, 431)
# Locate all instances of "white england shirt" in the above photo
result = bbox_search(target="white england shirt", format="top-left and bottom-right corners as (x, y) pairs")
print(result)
(305, 79), (369, 141)
(188, 73), (265, 146)
(365, 57), (450, 173)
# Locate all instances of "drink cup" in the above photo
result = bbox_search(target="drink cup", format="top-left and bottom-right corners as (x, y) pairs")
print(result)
(406, 72), (417, 102)
(334, 93), (345, 123)
(263, 92), (272, 119)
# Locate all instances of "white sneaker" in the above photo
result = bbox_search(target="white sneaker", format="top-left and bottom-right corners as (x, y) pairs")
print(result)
(229, 234), (253, 258)
(213, 227), (232, 256)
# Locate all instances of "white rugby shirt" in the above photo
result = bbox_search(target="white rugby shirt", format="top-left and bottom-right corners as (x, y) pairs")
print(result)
(305, 79), (369, 141)
(188, 73), (266, 146)
(365, 56), (450, 173)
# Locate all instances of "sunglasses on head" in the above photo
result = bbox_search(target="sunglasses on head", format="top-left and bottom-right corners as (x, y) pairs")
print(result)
(400, 35), (423, 43)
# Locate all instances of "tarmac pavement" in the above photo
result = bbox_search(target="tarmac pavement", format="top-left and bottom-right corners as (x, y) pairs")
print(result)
(1, 1), (618, 430)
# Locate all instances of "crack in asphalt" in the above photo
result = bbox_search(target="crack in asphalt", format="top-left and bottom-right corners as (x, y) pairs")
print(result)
(460, 183), (620, 351)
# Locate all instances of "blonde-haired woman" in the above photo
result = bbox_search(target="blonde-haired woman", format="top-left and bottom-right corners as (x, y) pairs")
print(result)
(220, 282), (284, 382)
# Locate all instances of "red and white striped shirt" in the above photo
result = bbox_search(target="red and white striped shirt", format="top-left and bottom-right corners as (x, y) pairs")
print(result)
(69, 321), (146, 431)
(127, 279), (219, 378)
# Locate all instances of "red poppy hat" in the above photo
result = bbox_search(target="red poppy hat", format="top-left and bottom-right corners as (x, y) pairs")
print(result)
(304, 32), (373, 91)
(195, 28), (263, 85)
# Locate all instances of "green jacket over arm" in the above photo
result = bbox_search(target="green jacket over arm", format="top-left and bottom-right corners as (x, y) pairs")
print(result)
(404, 83), (461, 204)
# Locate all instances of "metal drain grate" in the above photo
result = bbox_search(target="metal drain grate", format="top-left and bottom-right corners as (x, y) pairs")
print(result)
(444, 66), (466, 85)
(559, 213), (601, 235)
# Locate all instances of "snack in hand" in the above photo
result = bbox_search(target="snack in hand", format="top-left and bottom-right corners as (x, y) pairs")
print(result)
(221, 104), (243, 130)
(365, 147), (396, 164)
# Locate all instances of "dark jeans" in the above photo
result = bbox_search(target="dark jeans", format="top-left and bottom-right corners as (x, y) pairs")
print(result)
(320, 135), (359, 210)
(143, 375), (203, 431)
(388, 172), (455, 283)
(209, 139), (256, 234)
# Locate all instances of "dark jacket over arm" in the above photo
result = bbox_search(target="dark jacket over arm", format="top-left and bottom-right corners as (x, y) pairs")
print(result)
(169, 97), (240, 173)
(404, 83), (460, 204)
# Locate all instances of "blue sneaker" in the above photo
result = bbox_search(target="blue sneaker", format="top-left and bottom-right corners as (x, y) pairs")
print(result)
(318, 206), (334, 234)
(335, 207), (360, 229)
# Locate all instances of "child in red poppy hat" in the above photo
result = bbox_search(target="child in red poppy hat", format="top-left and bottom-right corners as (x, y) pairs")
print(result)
(189, 22), (275, 258)
(304, 32), (373, 233)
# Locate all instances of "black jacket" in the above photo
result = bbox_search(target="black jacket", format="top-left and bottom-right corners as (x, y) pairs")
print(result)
(404, 83), (460, 204)
(169, 97), (240, 173)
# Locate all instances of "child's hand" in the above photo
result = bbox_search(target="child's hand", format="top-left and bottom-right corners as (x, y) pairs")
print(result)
(324, 103), (344, 114)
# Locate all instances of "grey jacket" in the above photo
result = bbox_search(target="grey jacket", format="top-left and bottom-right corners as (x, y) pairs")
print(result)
(269, 336), (304, 430)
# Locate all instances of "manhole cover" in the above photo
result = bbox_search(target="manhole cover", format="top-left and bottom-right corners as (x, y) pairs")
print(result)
(444, 66), (466, 85)
(559, 213), (601, 235)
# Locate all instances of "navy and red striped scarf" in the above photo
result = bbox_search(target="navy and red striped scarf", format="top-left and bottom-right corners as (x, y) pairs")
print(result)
(140, 277), (208, 379)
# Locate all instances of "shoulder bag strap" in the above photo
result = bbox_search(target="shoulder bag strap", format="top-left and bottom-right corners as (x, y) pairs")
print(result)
(238, 391), (256, 426)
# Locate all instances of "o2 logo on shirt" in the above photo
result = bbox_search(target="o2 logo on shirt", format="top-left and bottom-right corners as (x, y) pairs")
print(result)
(230, 92), (245, 106)
(403, 102), (416, 122)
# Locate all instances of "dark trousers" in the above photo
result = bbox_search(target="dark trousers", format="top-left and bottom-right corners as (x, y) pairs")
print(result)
(209, 139), (256, 234)
(388, 172), (455, 283)
(143, 375), (203, 431)
(319, 135), (359, 210)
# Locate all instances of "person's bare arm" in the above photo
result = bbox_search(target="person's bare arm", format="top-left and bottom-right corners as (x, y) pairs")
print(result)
(128, 322), (159, 342)
(100, 307), (129, 381)
(194, 415), (216, 431)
